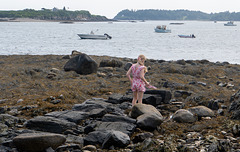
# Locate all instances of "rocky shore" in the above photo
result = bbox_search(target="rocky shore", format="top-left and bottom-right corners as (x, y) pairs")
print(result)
(1, 52), (240, 151)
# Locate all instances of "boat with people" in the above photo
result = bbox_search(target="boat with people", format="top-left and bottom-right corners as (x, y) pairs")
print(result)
(154, 25), (171, 33)
(178, 34), (196, 38)
(224, 21), (237, 26)
(77, 31), (112, 40)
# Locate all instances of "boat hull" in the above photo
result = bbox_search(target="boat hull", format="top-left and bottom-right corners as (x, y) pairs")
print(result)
(77, 34), (111, 40)
(224, 24), (237, 26)
(178, 35), (195, 38)
(154, 28), (171, 33)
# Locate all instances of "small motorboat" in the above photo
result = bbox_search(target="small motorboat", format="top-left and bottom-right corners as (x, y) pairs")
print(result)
(224, 21), (237, 26)
(178, 34), (196, 38)
(154, 25), (171, 33)
(77, 33), (112, 40)
(170, 23), (184, 25)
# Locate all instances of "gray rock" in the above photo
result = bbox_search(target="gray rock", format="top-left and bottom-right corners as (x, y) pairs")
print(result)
(95, 121), (136, 136)
(45, 110), (89, 124)
(144, 90), (172, 104)
(136, 113), (163, 130)
(66, 134), (84, 145)
(84, 130), (111, 146)
(13, 133), (66, 152)
(142, 94), (163, 106)
(172, 109), (196, 123)
(102, 130), (130, 149)
(64, 53), (98, 75)
(119, 102), (132, 110)
(102, 114), (136, 124)
(130, 104), (162, 119)
(107, 93), (125, 104)
(105, 105), (125, 116)
(89, 108), (107, 118)
(24, 116), (77, 133)
(188, 106), (214, 118)
(72, 98), (110, 112)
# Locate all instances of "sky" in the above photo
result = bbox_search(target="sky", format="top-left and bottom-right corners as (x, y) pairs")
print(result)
(1, 0), (240, 19)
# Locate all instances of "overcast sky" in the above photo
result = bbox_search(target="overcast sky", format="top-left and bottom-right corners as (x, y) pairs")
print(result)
(1, 0), (239, 18)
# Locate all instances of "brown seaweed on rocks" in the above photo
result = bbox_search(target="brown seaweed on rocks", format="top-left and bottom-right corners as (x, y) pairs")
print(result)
(1, 53), (240, 151)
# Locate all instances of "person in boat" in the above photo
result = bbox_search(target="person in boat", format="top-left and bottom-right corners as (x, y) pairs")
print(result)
(126, 55), (156, 106)
(192, 34), (195, 38)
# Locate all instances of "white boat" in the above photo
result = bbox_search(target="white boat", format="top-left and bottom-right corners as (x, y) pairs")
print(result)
(154, 25), (171, 33)
(224, 21), (237, 26)
(77, 33), (112, 40)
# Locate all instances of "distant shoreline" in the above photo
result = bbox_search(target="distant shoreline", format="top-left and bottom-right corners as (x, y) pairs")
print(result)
(0, 17), (116, 22)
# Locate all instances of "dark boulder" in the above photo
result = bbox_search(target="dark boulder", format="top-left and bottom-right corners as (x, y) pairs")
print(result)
(84, 130), (110, 146)
(124, 62), (132, 71)
(45, 111), (89, 124)
(13, 133), (66, 152)
(136, 113), (163, 130)
(64, 54), (98, 75)
(102, 131), (130, 149)
(24, 116), (77, 133)
(144, 90), (172, 104)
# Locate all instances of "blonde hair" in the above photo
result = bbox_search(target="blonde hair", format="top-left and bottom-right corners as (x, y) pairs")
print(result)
(137, 54), (148, 73)
(137, 54), (146, 66)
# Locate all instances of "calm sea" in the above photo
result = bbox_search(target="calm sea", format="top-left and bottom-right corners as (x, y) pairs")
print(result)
(0, 21), (240, 64)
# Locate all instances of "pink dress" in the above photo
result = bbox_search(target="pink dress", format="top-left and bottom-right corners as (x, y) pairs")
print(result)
(131, 64), (146, 92)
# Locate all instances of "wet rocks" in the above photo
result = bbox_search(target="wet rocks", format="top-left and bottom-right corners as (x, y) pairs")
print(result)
(2, 55), (240, 151)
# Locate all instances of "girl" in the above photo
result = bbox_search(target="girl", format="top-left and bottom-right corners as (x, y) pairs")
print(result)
(126, 54), (150, 106)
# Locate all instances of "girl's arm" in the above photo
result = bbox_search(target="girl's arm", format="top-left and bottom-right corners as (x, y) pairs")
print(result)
(140, 68), (149, 86)
(126, 66), (132, 83)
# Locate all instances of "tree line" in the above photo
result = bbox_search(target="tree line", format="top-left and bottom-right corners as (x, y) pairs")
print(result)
(113, 9), (240, 21)
(0, 9), (110, 21)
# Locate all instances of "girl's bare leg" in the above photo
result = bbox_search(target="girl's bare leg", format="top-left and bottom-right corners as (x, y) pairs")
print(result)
(132, 91), (138, 106)
(137, 91), (144, 104)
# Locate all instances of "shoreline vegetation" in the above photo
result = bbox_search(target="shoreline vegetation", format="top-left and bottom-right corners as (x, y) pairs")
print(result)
(1, 8), (240, 22)
(0, 9), (113, 22)
(1, 52), (240, 151)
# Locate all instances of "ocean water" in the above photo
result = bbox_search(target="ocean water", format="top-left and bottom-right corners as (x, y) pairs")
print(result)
(0, 21), (240, 64)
